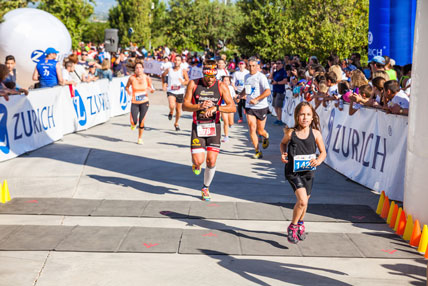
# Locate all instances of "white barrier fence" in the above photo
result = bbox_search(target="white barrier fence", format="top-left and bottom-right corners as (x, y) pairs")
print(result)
(0, 77), (130, 162)
(278, 93), (407, 201)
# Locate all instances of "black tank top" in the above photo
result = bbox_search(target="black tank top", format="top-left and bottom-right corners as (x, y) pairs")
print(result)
(285, 127), (317, 174)
(192, 79), (222, 123)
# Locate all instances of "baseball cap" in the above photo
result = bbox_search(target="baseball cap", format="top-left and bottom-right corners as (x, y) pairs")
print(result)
(344, 65), (357, 72)
(371, 56), (385, 65)
(45, 47), (59, 55)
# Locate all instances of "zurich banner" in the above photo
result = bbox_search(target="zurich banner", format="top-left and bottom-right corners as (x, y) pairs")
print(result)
(317, 103), (407, 201)
(0, 76), (130, 162)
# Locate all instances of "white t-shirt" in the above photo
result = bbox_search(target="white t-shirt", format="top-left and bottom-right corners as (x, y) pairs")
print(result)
(389, 90), (409, 109)
(167, 67), (185, 94)
(328, 84), (339, 98)
(232, 69), (249, 93)
(216, 68), (229, 80)
(62, 68), (73, 82)
(403, 78), (411, 96)
(244, 72), (271, 109)
(161, 61), (172, 72)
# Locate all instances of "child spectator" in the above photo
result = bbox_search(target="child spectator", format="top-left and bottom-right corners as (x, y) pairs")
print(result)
(371, 77), (386, 107)
(338, 80), (351, 103)
(62, 61), (77, 85)
(384, 56), (398, 81)
(4, 55), (28, 94)
(350, 69), (368, 93)
(68, 54), (86, 83)
(0, 64), (25, 100)
(98, 60), (113, 81)
(383, 80), (409, 115)
(349, 84), (372, 115)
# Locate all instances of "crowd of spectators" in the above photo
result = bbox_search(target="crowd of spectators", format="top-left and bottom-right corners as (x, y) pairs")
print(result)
(0, 40), (412, 118)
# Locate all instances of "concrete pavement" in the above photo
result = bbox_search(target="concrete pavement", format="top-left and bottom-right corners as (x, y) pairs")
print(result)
(0, 78), (425, 286)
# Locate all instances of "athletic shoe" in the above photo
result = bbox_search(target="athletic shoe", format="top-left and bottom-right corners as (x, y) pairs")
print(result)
(238, 119), (243, 124)
(297, 221), (306, 241)
(287, 224), (299, 244)
(262, 133), (270, 149)
(201, 186), (211, 201)
(222, 136), (229, 143)
(137, 138), (144, 145)
(192, 164), (201, 175)
(131, 125), (136, 131)
(253, 150), (263, 159)
(175, 125), (180, 131)
(168, 113), (173, 120)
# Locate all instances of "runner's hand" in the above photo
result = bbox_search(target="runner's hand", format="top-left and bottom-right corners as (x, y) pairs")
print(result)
(310, 158), (320, 167)
(200, 100), (213, 110)
(281, 152), (288, 163)
(250, 98), (259, 105)
(205, 106), (216, 117)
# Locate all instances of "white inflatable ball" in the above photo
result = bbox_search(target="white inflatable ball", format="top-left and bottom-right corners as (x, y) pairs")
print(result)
(0, 8), (72, 88)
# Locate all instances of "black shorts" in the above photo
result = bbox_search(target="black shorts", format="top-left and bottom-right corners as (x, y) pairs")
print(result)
(167, 92), (184, 103)
(245, 107), (269, 121)
(191, 123), (221, 153)
(130, 102), (149, 128)
(285, 168), (314, 196)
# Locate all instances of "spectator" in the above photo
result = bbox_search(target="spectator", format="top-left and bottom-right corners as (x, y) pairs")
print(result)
(270, 60), (288, 125)
(325, 71), (339, 100)
(32, 47), (63, 88)
(98, 60), (113, 81)
(68, 54), (86, 84)
(113, 52), (128, 76)
(372, 70), (390, 81)
(78, 51), (90, 69)
(383, 80), (409, 115)
(401, 64), (412, 96)
(349, 84), (373, 115)
(85, 63), (99, 82)
(62, 61), (77, 85)
(350, 69), (368, 92)
(4, 55), (28, 94)
(384, 56), (398, 81)
(371, 77), (386, 107)
(343, 64), (357, 82)
(0, 64), (25, 100)
(337, 80), (351, 103)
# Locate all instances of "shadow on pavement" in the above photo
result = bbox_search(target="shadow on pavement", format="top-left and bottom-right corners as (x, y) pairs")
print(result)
(200, 250), (351, 286)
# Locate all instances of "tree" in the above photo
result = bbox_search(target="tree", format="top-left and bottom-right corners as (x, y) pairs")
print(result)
(82, 22), (111, 44)
(283, 0), (369, 62)
(108, 0), (151, 47)
(236, 0), (288, 60)
(37, 0), (95, 49)
(0, 0), (36, 23)
(150, 0), (168, 48)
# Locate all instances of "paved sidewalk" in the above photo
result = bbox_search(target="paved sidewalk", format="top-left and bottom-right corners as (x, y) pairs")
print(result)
(0, 78), (425, 286)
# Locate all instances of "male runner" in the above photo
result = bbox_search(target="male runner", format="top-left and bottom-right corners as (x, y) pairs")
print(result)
(183, 60), (236, 201)
(241, 57), (271, 159)
(162, 55), (189, 131)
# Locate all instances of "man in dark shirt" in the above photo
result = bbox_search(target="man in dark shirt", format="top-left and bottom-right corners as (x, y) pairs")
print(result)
(270, 60), (288, 125)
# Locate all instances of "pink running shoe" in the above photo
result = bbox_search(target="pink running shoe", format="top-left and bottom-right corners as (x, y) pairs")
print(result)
(287, 224), (299, 244)
(297, 222), (306, 241)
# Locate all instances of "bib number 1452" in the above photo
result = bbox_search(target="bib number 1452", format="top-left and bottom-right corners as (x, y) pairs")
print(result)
(293, 154), (316, 172)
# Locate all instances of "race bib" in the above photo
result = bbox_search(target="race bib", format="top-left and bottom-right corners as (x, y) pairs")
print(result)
(171, 85), (181, 90)
(196, 122), (216, 137)
(293, 154), (316, 172)
(135, 92), (147, 102)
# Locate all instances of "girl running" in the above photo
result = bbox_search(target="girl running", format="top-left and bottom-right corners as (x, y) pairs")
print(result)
(125, 62), (155, 144)
(280, 102), (327, 244)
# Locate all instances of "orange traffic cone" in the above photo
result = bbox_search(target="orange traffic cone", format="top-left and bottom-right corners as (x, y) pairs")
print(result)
(376, 190), (385, 215)
(396, 210), (407, 236)
(394, 207), (403, 231)
(389, 204), (399, 229)
(381, 196), (390, 219)
(410, 220), (422, 247)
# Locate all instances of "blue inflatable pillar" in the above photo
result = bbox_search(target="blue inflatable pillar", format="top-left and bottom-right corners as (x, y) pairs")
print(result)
(368, 0), (390, 60)
(390, 0), (416, 65)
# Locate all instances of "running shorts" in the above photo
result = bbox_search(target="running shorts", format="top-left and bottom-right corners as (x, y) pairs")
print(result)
(285, 168), (314, 196)
(190, 123), (221, 154)
(130, 102), (149, 128)
(273, 92), (286, 108)
(167, 92), (184, 103)
(245, 107), (269, 121)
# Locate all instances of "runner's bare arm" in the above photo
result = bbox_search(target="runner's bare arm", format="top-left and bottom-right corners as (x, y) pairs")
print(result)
(32, 67), (39, 82)
(218, 81), (236, 113)
(161, 70), (168, 88)
(183, 80), (204, 112)
(125, 76), (133, 95)
(182, 69), (189, 86)
(280, 128), (292, 163)
(310, 129), (327, 167)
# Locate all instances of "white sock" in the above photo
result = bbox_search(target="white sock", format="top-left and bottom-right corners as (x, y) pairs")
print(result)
(203, 166), (216, 187)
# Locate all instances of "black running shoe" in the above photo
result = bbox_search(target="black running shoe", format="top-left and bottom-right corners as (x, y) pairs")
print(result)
(175, 125), (180, 131)
(168, 113), (173, 120)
